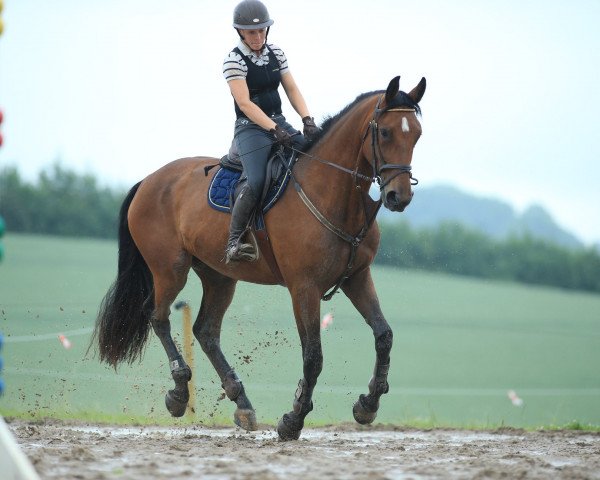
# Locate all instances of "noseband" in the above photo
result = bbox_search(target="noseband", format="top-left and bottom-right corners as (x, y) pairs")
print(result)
(365, 95), (419, 190)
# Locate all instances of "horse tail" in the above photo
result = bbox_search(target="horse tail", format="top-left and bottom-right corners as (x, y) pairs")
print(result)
(90, 181), (154, 368)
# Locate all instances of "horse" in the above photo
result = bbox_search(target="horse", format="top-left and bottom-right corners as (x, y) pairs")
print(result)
(91, 75), (426, 441)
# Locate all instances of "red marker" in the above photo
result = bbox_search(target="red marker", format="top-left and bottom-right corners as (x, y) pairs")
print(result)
(321, 313), (334, 330)
(58, 334), (72, 349)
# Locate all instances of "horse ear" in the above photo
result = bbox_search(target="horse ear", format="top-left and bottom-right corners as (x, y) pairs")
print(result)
(407, 77), (426, 104)
(385, 76), (400, 104)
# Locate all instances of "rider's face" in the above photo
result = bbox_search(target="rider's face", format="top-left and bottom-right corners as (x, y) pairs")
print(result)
(240, 29), (267, 52)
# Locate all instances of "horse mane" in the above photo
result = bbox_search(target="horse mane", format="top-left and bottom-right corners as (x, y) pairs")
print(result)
(302, 89), (422, 152)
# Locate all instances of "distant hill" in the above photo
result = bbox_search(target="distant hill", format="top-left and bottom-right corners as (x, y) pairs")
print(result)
(378, 185), (582, 249)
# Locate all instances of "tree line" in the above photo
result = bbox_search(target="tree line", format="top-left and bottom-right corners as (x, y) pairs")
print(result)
(0, 164), (126, 239)
(377, 221), (600, 293)
(1, 164), (599, 293)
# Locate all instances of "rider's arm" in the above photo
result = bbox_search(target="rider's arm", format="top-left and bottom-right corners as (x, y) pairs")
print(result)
(280, 72), (311, 120)
(228, 79), (278, 131)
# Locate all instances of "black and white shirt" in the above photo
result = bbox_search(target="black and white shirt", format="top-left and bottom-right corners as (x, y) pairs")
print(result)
(222, 41), (289, 83)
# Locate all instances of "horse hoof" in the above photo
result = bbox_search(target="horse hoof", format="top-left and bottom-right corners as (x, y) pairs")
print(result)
(353, 396), (377, 425)
(165, 391), (188, 417)
(234, 408), (257, 431)
(277, 415), (302, 441)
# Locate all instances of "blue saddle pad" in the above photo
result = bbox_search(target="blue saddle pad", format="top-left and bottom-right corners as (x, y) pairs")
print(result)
(208, 166), (291, 214)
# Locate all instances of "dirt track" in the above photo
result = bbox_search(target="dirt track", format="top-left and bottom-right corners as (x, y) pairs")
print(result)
(8, 419), (600, 479)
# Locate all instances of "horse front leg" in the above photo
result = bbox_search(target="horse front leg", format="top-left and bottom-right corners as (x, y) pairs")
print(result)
(341, 267), (392, 424)
(277, 286), (323, 441)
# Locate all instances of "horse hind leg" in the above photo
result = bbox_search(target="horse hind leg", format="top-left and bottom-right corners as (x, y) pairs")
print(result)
(150, 252), (194, 417)
(341, 267), (392, 425)
(192, 262), (257, 431)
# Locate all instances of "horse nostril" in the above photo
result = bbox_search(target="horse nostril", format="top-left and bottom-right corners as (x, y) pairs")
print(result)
(386, 191), (399, 206)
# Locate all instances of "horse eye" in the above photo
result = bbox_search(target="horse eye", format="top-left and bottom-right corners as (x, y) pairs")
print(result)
(380, 128), (390, 139)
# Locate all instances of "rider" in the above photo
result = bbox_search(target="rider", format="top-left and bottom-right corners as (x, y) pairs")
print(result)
(223, 0), (319, 263)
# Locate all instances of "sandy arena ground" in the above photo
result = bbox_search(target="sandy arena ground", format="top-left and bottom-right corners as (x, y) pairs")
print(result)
(8, 419), (600, 479)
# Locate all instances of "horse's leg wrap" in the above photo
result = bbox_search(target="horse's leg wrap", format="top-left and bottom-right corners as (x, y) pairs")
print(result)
(222, 369), (243, 401)
(292, 378), (314, 415)
(353, 363), (390, 425)
(165, 356), (192, 417)
(369, 363), (390, 396)
(222, 370), (257, 431)
(151, 314), (192, 418)
(278, 378), (314, 441)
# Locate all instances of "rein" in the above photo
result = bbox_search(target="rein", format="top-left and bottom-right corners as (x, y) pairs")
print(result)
(292, 174), (382, 301)
(290, 148), (374, 184)
(290, 96), (418, 300)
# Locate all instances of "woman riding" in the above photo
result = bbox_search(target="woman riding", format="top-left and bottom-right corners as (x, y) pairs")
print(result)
(223, 0), (319, 263)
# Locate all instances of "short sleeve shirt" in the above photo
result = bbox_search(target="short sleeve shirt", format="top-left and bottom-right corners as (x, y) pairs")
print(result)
(223, 41), (289, 82)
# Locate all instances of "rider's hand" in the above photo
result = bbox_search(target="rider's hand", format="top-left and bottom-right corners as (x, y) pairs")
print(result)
(270, 125), (293, 148)
(302, 116), (320, 142)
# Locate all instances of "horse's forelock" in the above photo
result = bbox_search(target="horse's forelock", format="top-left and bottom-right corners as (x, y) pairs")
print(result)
(388, 91), (422, 116)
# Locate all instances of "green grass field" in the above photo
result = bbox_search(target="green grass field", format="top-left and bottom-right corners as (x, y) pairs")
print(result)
(1, 233), (599, 429)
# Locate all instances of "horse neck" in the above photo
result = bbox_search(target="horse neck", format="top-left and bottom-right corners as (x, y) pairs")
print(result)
(296, 96), (379, 225)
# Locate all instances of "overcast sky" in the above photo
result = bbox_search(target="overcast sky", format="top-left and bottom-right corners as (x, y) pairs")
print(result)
(1, 0), (599, 244)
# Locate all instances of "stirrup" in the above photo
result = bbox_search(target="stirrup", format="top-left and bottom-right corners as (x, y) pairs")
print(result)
(225, 238), (258, 263)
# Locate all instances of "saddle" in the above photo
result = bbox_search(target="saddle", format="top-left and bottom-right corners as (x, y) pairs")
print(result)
(205, 145), (298, 286)
(207, 147), (295, 215)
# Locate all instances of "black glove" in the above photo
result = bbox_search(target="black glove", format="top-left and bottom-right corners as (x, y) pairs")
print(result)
(270, 125), (293, 148)
(302, 116), (320, 141)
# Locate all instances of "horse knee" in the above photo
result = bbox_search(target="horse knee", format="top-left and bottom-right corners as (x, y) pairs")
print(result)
(375, 328), (393, 353)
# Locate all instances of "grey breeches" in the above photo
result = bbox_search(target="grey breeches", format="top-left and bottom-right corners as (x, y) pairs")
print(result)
(233, 114), (306, 197)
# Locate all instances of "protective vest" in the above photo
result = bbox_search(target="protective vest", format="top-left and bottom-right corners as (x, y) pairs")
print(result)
(233, 45), (282, 119)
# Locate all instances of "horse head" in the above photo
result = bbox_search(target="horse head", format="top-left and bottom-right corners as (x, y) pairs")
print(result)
(364, 76), (426, 212)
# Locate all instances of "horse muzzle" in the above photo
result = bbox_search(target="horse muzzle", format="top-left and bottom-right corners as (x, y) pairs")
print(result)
(383, 188), (413, 212)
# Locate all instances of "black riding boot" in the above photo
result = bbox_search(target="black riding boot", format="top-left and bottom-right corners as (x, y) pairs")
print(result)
(225, 185), (258, 263)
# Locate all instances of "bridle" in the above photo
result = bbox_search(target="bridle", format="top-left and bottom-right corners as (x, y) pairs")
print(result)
(367, 95), (419, 189)
(293, 94), (419, 190)
(289, 95), (421, 300)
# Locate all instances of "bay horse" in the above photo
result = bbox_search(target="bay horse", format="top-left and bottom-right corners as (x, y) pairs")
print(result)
(92, 76), (426, 440)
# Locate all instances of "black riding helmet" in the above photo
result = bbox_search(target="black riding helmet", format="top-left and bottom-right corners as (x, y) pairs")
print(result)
(233, 0), (274, 39)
